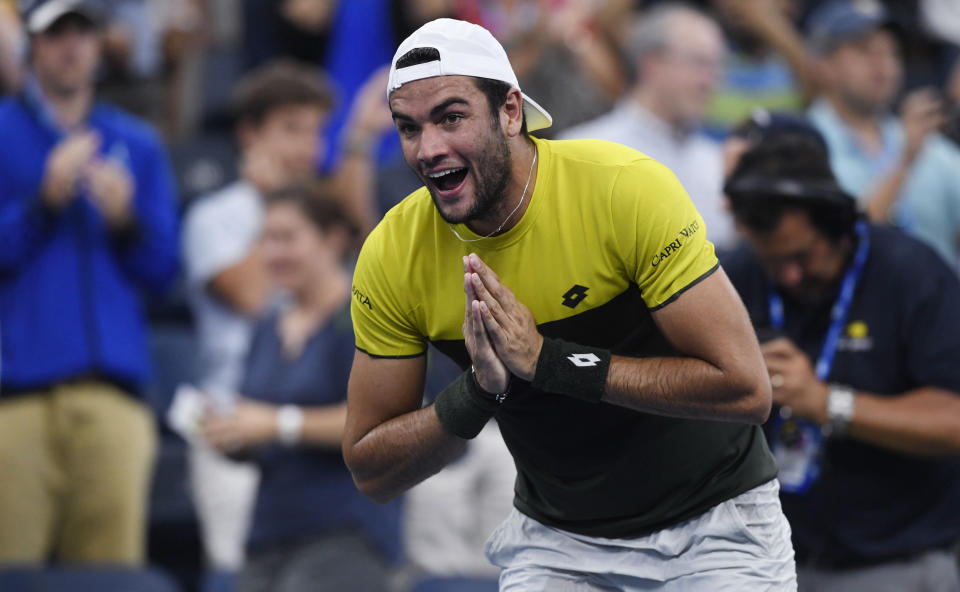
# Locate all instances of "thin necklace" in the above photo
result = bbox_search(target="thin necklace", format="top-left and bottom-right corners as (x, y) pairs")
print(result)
(448, 147), (537, 242)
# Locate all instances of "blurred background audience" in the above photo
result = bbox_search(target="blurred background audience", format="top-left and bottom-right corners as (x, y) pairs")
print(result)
(805, 0), (960, 270)
(0, 0), (958, 590)
(560, 4), (735, 250)
(201, 181), (400, 592)
(722, 118), (960, 591)
(0, 0), (178, 567)
(182, 59), (333, 577)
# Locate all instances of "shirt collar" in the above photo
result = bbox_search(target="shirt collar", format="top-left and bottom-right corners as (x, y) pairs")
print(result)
(809, 97), (900, 163)
(619, 99), (696, 144)
(21, 71), (98, 138)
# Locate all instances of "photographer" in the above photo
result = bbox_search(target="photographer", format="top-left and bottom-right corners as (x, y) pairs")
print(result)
(722, 121), (960, 591)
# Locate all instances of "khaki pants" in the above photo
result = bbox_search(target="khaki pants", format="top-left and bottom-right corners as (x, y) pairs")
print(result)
(0, 381), (156, 564)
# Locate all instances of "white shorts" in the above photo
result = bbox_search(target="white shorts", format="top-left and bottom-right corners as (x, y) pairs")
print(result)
(485, 479), (797, 591)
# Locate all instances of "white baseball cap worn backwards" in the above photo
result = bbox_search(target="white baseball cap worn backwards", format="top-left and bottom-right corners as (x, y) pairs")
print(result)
(387, 18), (553, 132)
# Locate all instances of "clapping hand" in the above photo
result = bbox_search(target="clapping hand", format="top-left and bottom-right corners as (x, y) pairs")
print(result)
(41, 131), (100, 210)
(85, 157), (135, 230)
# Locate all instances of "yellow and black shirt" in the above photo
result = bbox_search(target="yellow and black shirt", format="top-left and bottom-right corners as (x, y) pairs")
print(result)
(352, 137), (777, 537)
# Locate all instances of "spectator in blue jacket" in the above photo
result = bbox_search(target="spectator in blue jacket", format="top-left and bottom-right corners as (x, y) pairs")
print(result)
(0, 0), (178, 565)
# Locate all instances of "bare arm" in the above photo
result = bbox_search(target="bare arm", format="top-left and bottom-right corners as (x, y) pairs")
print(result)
(330, 143), (380, 239)
(204, 399), (350, 451)
(345, 256), (512, 502)
(207, 245), (270, 316)
(299, 403), (348, 447)
(762, 339), (960, 457)
(466, 254), (770, 424)
(342, 352), (466, 503)
(848, 388), (960, 456)
(604, 268), (771, 424)
(863, 89), (946, 223)
(0, 7), (21, 93)
(715, 0), (820, 101)
(330, 68), (393, 239)
(862, 160), (912, 223)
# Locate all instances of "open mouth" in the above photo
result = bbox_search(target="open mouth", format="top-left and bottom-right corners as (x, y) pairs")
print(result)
(427, 167), (469, 193)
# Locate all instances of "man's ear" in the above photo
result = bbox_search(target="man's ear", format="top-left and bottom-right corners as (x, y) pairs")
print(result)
(501, 88), (525, 137)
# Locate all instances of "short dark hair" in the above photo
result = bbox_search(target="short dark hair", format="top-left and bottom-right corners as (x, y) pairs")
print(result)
(726, 132), (858, 242)
(473, 77), (528, 135)
(265, 180), (359, 240)
(393, 47), (527, 134)
(231, 60), (334, 126)
(394, 47), (440, 69)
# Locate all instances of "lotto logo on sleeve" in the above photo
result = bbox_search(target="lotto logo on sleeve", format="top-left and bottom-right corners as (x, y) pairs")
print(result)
(567, 353), (601, 367)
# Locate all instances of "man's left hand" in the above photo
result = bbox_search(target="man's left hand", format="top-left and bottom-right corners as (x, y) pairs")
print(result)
(762, 338), (829, 424)
(466, 253), (543, 381)
(203, 398), (278, 453)
(85, 158), (135, 230)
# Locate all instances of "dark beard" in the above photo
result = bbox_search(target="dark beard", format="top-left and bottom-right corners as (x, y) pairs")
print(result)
(428, 127), (512, 225)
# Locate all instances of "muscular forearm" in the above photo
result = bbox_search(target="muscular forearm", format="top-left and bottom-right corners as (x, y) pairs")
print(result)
(847, 387), (960, 457)
(331, 150), (379, 238)
(568, 33), (626, 101)
(750, 16), (820, 100)
(864, 160), (910, 223)
(603, 354), (771, 424)
(344, 406), (467, 503)
(208, 249), (270, 316)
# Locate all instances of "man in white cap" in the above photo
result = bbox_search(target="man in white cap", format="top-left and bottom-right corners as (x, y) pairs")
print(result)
(0, 0), (178, 565)
(344, 18), (796, 590)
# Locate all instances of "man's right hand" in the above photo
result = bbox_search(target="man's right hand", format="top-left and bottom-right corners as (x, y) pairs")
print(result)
(41, 131), (100, 210)
(464, 256), (510, 395)
(901, 88), (946, 165)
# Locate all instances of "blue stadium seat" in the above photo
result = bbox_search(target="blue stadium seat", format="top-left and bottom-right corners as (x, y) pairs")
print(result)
(0, 567), (182, 592)
(168, 134), (238, 208)
(410, 576), (500, 592)
(145, 324), (205, 591)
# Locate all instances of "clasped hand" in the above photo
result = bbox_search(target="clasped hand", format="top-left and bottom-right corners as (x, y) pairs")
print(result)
(761, 338), (829, 424)
(42, 131), (135, 229)
(203, 398), (278, 453)
(462, 253), (542, 393)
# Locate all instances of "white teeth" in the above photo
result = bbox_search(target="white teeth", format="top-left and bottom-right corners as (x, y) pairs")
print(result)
(428, 168), (465, 179)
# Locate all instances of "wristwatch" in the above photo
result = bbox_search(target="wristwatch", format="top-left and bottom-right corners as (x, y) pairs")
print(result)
(825, 385), (856, 436)
(276, 405), (304, 446)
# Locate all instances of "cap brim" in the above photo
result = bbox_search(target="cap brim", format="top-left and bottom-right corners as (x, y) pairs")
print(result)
(808, 16), (902, 55)
(522, 92), (552, 132)
(27, 0), (104, 33)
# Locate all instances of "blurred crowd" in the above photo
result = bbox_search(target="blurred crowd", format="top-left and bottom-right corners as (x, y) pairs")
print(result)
(0, 0), (958, 591)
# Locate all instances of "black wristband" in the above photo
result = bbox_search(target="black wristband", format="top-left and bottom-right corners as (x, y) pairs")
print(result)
(433, 369), (503, 439)
(531, 337), (611, 402)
